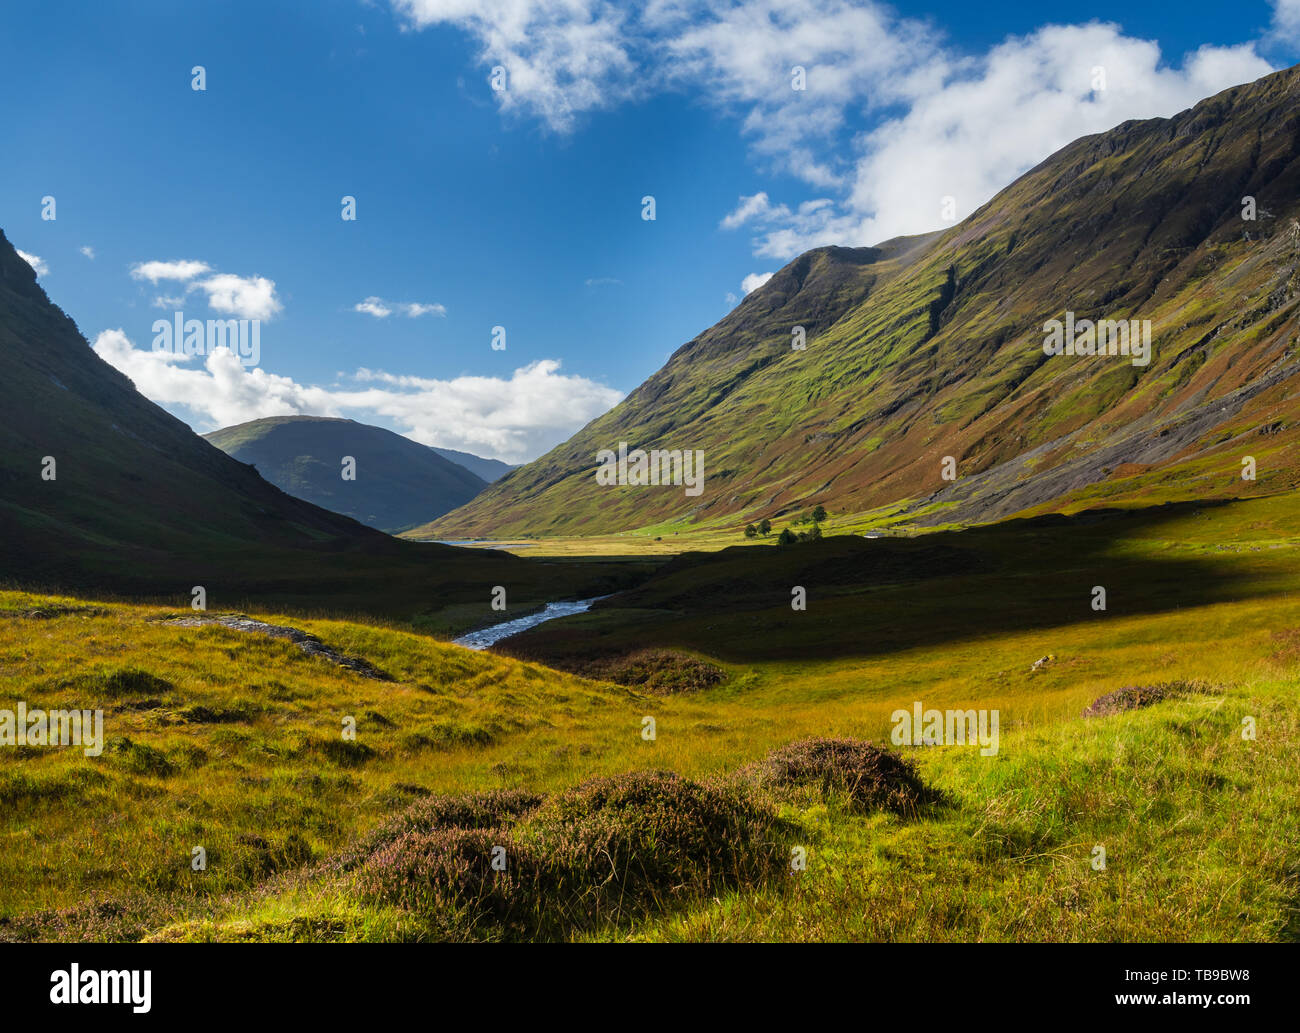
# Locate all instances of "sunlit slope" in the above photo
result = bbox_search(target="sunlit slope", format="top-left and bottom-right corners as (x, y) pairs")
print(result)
(425, 63), (1300, 538)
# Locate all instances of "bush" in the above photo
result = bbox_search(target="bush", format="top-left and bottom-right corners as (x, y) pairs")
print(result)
(586, 650), (726, 694)
(1082, 680), (1211, 718)
(335, 789), (543, 873)
(749, 738), (937, 815)
(357, 827), (537, 938)
(526, 770), (790, 922)
(352, 774), (792, 938)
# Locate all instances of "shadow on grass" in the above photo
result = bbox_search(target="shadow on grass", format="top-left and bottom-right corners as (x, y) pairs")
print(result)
(496, 499), (1278, 667)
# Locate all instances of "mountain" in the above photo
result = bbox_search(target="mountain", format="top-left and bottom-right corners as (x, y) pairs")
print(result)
(205, 416), (487, 533)
(0, 230), (383, 582)
(429, 446), (516, 483)
(425, 64), (1300, 538)
(0, 229), (637, 616)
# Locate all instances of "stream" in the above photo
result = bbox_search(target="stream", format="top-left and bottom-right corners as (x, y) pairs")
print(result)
(452, 596), (607, 650)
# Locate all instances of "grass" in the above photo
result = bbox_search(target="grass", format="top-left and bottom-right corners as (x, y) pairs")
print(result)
(0, 496), (1294, 940)
(3, 493), (1299, 941)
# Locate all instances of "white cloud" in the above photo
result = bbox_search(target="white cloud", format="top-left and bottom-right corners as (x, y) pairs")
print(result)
(80, 246), (95, 260)
(17, 250), (48, 276)
(391, 0), (639, 131)
(130, 259), (212, 283)
(196, 273), (283, 320)
(657, 0), (946, 189)
(724, 25), (1275, 258)
(741, 271), (773, 295)
(401, 301), (447, 317)
(585, 276), (622, 287)
(354, 296), (446, 318)
(720, 192), (772, 230)
(1272, 0), (1300, 44)
(389, 3), (1280, 260)
(92, 329), (623, 463)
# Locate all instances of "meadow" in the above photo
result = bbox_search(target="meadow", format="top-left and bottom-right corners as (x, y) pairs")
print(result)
(1, 493), (1298, 941)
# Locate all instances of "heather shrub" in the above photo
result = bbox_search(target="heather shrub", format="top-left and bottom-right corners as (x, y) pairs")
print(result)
(334, 788), (542, 873)
(748, 737), (937, 815)
(587, 650), (726, 694)
(523, 770), (790, 922)
(352, 774), (792, 938)
(356, 827), (537, 939)
(1083, 680), (1211, 718)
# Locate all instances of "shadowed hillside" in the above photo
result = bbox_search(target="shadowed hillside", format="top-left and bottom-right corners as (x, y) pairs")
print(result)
(205, 416), (488, 533)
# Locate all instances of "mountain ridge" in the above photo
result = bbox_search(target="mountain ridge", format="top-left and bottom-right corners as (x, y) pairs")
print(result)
(420, 63), (1300, 538)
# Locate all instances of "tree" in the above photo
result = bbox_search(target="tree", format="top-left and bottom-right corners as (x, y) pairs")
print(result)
(759, 518), (772, 536)
(808, 523), (823, 540)
(778, 528), (797, 545)
(744, 524), (758, 539)
(812, 504), (827, 523)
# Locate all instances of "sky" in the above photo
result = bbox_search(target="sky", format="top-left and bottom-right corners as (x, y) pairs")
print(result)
(2, 0), (1298, 463)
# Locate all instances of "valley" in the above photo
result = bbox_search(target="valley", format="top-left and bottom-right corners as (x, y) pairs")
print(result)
(3, 63), (1300, 946)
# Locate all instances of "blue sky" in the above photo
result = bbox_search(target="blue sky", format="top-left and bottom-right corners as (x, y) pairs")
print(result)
(2, 0), (1297, 461)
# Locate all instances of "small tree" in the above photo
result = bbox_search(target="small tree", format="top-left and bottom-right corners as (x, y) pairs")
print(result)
(812, 504), (827, 523)
(744, 524), (758, 539)
(808, 522), (823, 540)
(759, 518), (772, 536)
(778, 527), (797, 545)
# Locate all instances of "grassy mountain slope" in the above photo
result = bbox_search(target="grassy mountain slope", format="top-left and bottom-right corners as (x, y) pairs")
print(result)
(205, 416), (487, 533)
(425, 64), (1300, 538)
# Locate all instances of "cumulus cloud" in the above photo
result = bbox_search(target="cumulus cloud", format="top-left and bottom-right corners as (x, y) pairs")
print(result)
(389, 2), (1281, 259)
(91, 329), (623, 462)
(391, 0), (640, 132)
(197, 273), (283, 320)
(80, 246), (95, 260)
(130, 259), (212, 282)
(129, 259), (283, 320)
(1272, 0), (1300, 44)
(741, 271), (773, 294)
(17, 250), (48, 276)
(723, 26), (1275, 257)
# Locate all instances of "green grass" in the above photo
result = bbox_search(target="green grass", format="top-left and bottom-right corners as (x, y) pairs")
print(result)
(3, 494), (1299, 941)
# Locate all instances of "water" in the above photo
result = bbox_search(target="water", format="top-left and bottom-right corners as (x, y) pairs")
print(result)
(452, 597), (606, 650)
(420, 539), (538, 549)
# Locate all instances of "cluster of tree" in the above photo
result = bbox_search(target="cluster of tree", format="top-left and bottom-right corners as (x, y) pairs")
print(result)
(745, 505), (827, 544)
